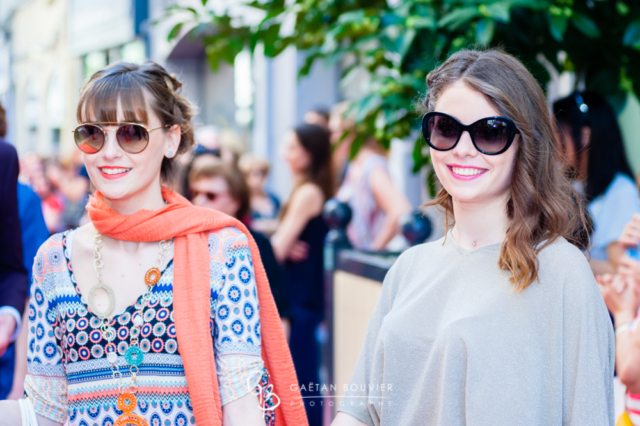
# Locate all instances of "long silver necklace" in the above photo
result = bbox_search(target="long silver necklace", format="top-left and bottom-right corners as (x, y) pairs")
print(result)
(87, 231), (172, 426)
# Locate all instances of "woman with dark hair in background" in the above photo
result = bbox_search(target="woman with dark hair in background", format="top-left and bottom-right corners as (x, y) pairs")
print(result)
(271, 124), (333, 426)
(553, 92), (639, 274)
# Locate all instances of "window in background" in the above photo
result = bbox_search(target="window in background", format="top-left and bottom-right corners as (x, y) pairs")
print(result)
(84, 51), (107, 80)
(234, 49), (253, 127)
(121, 40), (146, 65)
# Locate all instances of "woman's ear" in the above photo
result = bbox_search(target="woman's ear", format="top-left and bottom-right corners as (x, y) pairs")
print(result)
(165, 124), (181, 158)
(581, 126), (591, 148)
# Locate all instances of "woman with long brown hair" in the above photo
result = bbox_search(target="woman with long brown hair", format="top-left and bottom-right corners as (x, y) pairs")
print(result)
(0, 62), (307, 426)
(271, 124), (333, 426)
(333, 49), (613, 425)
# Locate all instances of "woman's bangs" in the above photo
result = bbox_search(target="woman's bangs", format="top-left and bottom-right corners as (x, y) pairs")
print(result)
(77, 73), (149, 125)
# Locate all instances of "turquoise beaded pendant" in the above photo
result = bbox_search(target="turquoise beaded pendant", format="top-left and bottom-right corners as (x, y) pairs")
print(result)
(124, 346), (144, 367)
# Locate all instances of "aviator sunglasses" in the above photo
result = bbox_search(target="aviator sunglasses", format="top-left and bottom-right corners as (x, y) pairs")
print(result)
(73, 122), (169, 154)
(422, 112), (519, 155)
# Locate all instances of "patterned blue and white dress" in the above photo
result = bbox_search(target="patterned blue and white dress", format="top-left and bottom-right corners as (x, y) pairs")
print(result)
(24, 226), (276, 426)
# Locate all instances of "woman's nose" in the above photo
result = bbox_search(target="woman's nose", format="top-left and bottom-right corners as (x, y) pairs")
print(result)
(452, 130), (478, 157)
(101, 129), (123, 159)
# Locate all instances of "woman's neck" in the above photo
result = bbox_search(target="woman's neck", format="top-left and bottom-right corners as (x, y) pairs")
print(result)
(250, 187), (266, 197)
(293, 173), (308, 187)
(103, 184), (166, 216)
(451, 193), (510, 250)
(354, 144), (383, 163)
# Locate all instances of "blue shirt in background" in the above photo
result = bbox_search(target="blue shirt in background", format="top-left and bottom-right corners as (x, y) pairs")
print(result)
(17, 183), (50, 285)
(588, 173), (640, 261)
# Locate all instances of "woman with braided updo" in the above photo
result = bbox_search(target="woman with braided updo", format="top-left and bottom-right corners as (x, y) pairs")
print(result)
(0, 62), (307, 426)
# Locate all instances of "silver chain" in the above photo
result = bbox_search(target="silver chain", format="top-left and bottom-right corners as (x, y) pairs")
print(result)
(93, 232), (104, 285)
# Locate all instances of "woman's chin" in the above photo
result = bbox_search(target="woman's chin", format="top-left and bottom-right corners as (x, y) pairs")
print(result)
(96, 186), (132, 203)
(447, 188), (492, 205)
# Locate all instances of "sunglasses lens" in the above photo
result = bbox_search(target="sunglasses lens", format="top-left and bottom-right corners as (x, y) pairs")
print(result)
(425, 115), (460, 150)
(116, 124), (149, 153)
(74, 125), (103, 154)
(473, 118), (511, 154)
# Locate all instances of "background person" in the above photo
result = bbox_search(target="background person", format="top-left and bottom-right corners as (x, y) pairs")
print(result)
(334, 49), (613, 426)
(304, 108), (330, 129)
(0, 103), (50, 400)
(189, 159), (291, 335)
(553, 92), (639, 275)
(177, 125), (222, 196)
(0, 105), (29, 366)
(46, 151), (90, 230)
(238, 153), (281, 236)
(1, 182), (49, 400)
(270, 123), (333, 426)
(219, 128), (245, 165)
(599, 271), (640, 425)
(30, 158), (66, 234)
(330, 102), (411, 251)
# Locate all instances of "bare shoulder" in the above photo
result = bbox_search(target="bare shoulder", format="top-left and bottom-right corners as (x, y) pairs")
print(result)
(70, 223), (95, 257)
(292, 183), (324, 202)
(289, 183), (324, 215)
(74, 223), (94, 245)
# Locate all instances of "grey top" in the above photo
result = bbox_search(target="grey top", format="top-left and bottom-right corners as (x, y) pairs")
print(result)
(338, 233), (614, 426)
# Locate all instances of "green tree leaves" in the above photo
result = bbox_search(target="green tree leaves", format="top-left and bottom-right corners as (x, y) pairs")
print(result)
(165, 0), (640, 174)
(624, 20), (640, 48)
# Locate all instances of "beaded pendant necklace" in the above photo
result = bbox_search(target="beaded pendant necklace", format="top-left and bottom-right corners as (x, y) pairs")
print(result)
(87, 230), (172, 426)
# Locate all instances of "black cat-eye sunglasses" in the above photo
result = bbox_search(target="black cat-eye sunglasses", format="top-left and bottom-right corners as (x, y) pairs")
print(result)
(422, 112), (519, 155)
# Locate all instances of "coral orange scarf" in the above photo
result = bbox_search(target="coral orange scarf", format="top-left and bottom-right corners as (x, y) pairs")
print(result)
(86, 187), (308, 426)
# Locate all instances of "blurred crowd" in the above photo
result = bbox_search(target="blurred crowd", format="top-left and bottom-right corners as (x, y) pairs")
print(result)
(7, 90), (640, 423)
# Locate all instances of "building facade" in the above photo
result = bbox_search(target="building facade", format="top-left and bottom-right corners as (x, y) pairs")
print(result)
(3, 0), (427, 204)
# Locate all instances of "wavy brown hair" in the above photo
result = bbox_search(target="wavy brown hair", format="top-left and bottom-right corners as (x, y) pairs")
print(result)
(424, 49), (590, 291)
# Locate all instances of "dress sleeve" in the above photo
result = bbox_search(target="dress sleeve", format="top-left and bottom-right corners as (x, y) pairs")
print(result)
(210, 228), (265, 406)
(561, 248), (615, 425)
(337, 250), (406, 426)
(23, 239), (68, 423)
